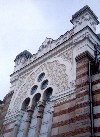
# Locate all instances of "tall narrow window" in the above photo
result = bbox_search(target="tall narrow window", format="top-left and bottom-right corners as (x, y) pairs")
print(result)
(41, 80), (48, 90)
(38, 72), (45, 82)
(31, 85), (38, 95)
(27, 93), (41, 137)
(21, 97), (30, 111)
(39, 87), (53, 137)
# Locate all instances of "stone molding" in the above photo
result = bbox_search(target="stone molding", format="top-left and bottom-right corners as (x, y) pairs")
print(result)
(11, 26), (99, 82)
(75, 51), (94, 62)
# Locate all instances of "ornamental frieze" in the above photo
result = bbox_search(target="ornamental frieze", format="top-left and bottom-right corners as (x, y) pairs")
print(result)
(6, 59), (72, 122)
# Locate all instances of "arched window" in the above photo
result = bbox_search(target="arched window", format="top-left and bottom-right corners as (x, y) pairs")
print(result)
(41, 80), (48, 90)
(39, 87), (53, 136)
(31, 85), (38, 95)
(32, 93), (41, 107)
(43, 87), (53, 101)
(38, 72), (45, 82)
(21, 97), (30, 111)
(27, 93), (41, 137)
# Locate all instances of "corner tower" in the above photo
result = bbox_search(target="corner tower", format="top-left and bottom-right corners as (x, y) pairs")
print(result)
(71, 5), (99, 33)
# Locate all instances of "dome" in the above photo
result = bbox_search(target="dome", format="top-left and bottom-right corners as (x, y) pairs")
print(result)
(14, 50), (32, 62)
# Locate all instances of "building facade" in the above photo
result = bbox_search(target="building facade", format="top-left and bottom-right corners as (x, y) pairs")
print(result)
(0, 5), (100, 137)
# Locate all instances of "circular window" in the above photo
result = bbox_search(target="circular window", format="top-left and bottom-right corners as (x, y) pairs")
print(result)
(38, 72), (45, 82)
(31, 85), (38, 95)
(41, 80), (48, 90)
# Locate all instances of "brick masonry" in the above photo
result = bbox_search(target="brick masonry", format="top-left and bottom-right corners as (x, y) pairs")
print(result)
(1, 52), (100, 137)
(51, 52), (94, 137)
(92, 72), (100, 136)
(0, 91), (13, 136)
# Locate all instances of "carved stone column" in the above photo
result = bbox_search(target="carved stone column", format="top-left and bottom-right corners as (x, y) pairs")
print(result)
(22, 108), (34, 137)
(12, 110), (24, 137)
(34, 101), (45, 137)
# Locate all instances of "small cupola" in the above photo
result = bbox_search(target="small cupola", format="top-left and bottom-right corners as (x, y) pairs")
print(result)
(70, 5), (99, 33)
(14, 50), (32, 72)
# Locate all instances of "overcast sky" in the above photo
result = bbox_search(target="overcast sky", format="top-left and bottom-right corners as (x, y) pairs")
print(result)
(0, 0), (100, 100)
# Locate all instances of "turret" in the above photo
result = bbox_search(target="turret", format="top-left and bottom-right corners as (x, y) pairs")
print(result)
(70, 5), (99, 33)
(14, 50), (32, 72)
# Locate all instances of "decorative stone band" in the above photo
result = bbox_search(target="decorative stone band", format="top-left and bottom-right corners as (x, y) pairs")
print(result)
(75, 51), (94, 62)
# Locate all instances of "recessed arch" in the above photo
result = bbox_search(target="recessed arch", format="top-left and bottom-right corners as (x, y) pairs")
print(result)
(32, 93), (41, 108)
(37, 72), (45, 82)
(43, 87), (53, 101)
(21, 97), (30, 111)
(31, 85), (38, 95)
(41, 79), (48, 90)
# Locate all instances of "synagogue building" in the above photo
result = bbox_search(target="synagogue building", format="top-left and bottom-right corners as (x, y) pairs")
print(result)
(0, 5), (100, 137)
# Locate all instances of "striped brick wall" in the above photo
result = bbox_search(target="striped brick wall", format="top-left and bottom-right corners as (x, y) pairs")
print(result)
(92, 72), (100, 136)
(51, 52), (93, 137)
(0, 91), (14, 136)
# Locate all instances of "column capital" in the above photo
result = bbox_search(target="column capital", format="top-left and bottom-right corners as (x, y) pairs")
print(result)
(38, 101), (45, 107)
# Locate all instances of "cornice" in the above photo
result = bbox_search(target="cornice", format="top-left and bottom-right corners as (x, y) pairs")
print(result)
(75, 50), (94, 62)
(10, 26), (100, 78)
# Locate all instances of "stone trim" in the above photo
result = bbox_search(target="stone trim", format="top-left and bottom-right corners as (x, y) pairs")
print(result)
(11, 25), (98, 78)
(75, 51), (94, 62)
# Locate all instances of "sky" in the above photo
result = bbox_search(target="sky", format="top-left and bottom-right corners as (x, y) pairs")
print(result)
(0, 0), (100, 100)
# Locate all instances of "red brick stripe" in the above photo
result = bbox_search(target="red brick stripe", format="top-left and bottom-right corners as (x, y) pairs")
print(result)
(76, 65), (88, 72)
(94, 101), (100, 107)
(3, 128), (13, 133)
(76, 71), (88, 79)
(54, 91), (89, 111)
(76, 81), (89, 89)
(53, 101), (89, 117)
(94, 127), (100, 133)
(76, 62), (88, 70)
(94, 113), (100, 119)
(76, 85), (89, 93)
(51, 126), (90, 137)
(93, 89), (100, 95)
(52, 113), (89, 128)
(76, 90), (88, 98)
